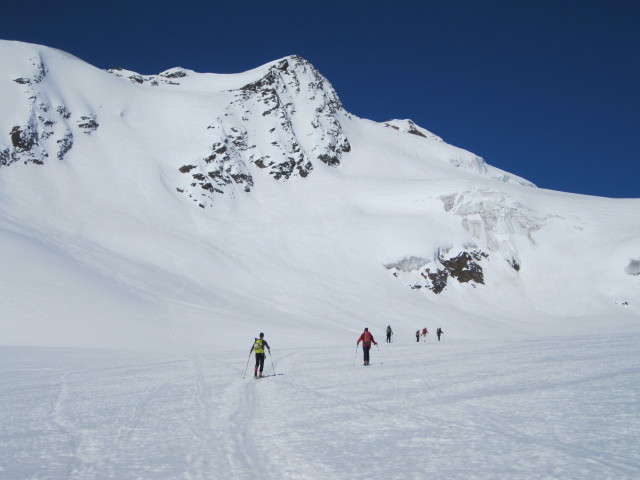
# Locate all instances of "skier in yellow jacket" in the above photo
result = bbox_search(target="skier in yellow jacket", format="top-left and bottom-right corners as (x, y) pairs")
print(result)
(250, 332), (271, 378)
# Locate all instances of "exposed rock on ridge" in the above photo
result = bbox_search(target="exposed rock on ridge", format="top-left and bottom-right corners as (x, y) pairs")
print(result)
(385, 249), (488, 294)
(176, 55), (352, 207)
(2, 52), (351, 210)
(385, 119), (443, 142)
(106, 67), (189, 86)
(1, 54), (97, 166)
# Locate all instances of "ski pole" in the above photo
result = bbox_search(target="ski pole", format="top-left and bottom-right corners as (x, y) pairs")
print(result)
(242, 351), (252, 379)
(268, 349), (276, 375)
(376, 343), (383, 365)
(352, 344), (359, 367)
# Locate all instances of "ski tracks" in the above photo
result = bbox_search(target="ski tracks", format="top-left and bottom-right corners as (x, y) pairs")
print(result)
(221, 377), (266, 479)
(215, 348), (320, 479)
(184, 353), (276, 480)
(183, 355), (217, 480)
(48, 364), (178, 480)
(47, 368), (124, 480)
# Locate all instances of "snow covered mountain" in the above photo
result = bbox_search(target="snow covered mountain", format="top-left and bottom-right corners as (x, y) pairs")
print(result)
(1, 40), (639, 351)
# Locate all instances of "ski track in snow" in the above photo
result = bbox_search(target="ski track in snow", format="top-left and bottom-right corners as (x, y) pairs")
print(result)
(1, 335), (639, 480)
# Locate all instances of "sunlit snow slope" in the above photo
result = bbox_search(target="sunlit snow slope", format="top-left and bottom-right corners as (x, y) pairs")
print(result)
(1, 40), (638, 350)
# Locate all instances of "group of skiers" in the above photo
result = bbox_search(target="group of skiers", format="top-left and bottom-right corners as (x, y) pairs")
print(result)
(384, 325), (444, 344)
(355, 325), (444, 365)
(249, 325), (445, 374)
(415, 327), (444, 342)
(416, 327), (444, 342)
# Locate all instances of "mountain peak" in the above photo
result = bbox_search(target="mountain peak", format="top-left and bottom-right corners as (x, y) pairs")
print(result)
(173, 54), (351, 207)
(239, 54), (344, 111)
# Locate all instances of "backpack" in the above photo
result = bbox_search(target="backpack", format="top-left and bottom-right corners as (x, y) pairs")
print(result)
(253, 338), (264, 353)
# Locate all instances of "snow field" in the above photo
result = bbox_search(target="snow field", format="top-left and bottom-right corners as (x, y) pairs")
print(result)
(2, 333), (638, 480)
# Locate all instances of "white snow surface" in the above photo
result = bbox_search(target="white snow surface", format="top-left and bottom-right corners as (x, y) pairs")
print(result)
(2, 336), (639, 479)
(1, 40), (640, 479)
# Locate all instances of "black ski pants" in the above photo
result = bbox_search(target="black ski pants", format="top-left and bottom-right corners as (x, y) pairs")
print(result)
(255, 353), (265, 372)
(363, 346), (371, 363)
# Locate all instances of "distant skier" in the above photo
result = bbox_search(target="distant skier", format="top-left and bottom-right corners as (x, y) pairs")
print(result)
(436, 327), (444, 341)
(386, 325), (393, 343)
(250, 332), (271, 378)
(357, 328), (378, 366)
(422, 327), (429, 341)
(416, 330), (420, 342)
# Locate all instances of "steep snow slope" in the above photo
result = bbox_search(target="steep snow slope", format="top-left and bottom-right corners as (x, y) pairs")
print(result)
(0, 40), (638, 351)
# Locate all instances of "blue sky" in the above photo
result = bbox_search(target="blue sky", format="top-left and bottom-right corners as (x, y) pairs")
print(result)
(4, 0), (639, 198)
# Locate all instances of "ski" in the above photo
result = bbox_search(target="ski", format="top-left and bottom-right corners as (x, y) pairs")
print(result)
(254, 373), (285, 379)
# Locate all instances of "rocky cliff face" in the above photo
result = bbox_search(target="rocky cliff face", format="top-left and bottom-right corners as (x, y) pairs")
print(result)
(2, 54), (97, 167)
(385, 250), (488, 294)
(172, 56), (352, 207)
(2, 52), (352, 209)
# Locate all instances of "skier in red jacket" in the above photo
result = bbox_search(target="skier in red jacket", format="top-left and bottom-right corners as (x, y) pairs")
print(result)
(357, 328), (378, 366)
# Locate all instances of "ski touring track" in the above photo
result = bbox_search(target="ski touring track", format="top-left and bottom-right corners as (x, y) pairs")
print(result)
(1, 334), (639, 479)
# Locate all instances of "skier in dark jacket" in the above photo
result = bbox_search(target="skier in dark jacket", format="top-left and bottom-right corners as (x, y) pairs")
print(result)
(250, 332), (271, 378)
(436, 327), (444, 341)
(357, 328), (378, 365)
(386, 325), (393, 343)
(416, 330), (420, 342)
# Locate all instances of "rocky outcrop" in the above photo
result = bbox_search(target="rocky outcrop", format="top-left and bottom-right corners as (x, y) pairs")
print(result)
(3, 52), (351, 209)
(176, 55), (351, 207)
(1, 55), (99, 167)
(4, 52), (353, 181)
(386, 190), (556, 293)
(385, 249), (487, 294)
(2, 103), (78, 166)
(233, 56), (351, 171)
(384, 119), (443, 142)
(106, 67), (189, 86)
